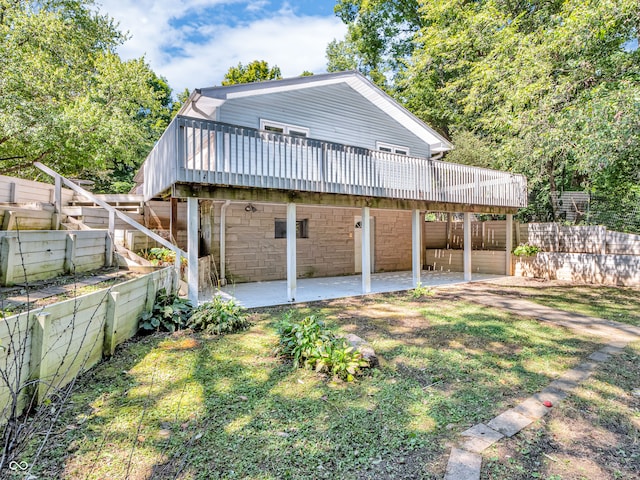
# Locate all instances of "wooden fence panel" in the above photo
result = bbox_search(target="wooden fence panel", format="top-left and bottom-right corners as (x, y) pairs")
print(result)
(144, 201), (187, 230)
(424, 220), (514, 250)
(425, 249), (506, 275)
(0, 175), (73, 205)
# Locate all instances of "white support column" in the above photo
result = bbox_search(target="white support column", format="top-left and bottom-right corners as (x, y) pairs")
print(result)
(361, 206), (371, 293)
(412, 209), (422, 287)
(505, 214), (513, 276)
(286, 203), (297, 302)
(187, 197), (199, 306)
(463, 212), (472, 282)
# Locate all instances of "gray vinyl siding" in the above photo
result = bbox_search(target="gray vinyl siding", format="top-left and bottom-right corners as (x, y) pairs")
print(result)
(217, 83), (431, 158)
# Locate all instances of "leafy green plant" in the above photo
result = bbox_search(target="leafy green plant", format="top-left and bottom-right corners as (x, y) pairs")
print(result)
(276, 314), (332, 369)
(138, 247), (173, 265)
(138, 288), (193, 333)
(138, 247), (188, 278)
(188, 296), (251, 335)
(410, 282), (433, 299)
(513, 243), (541, 257)
(314, 337), (369, 382)
(275, 314), (369, 381)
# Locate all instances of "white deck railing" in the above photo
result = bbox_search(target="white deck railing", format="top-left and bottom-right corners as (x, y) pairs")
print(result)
(143, 116), (527, 208)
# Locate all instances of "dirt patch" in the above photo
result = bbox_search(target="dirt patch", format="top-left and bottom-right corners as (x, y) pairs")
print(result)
(0, 267), (144, 315)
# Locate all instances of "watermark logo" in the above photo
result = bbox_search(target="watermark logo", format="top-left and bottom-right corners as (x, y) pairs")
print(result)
(9, 460), (28, 471)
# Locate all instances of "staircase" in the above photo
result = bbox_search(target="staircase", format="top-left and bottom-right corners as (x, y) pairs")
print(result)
(0, 170), (186, 285)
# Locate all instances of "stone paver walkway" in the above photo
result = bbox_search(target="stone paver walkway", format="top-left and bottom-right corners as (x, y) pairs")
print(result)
(441, 290), (640, 480)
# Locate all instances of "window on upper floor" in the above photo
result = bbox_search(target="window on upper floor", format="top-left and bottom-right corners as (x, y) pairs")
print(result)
(260, 119), (310, 138)
(376, 141), (409, 156)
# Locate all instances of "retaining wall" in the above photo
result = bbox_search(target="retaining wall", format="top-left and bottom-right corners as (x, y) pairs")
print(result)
(514, 253), (640, 286)
(0, 230), (111, 286)
(0, 267), (175, 423)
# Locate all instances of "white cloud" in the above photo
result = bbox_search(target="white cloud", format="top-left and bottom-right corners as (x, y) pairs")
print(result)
(96, 1), (347, 93)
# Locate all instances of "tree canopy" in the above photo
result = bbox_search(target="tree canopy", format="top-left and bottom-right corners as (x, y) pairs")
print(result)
(330, 0), (640, 228)
(221, 60), (283, 86)
(0, 0), (178, 192)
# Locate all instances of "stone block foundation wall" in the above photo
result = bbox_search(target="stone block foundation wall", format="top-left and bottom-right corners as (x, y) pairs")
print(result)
(210, 203), (414, 283)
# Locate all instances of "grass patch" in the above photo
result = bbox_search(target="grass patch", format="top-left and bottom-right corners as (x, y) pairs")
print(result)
(482, 340), (640, 480)
(475, 282), (640, 327)
(13, 292), (601, 479)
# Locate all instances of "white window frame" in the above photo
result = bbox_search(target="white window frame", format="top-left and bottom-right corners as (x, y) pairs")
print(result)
(260, 119), (310, 138)
(376, 141), (410, 156)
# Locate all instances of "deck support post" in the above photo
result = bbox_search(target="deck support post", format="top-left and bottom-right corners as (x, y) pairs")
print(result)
(505, 214), (513, 276)
(187, 197), (199, 306)
(361, 206), (371, 293)
(412, 209), (421, 288)
(463, 212), (472, 282)
(286, 203), (297, 302)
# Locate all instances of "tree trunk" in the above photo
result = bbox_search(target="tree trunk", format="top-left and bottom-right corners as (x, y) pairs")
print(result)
(547, 157), (559, 221)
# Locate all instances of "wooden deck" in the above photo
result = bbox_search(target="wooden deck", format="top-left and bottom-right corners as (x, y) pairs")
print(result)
(141, 116), (527, 211)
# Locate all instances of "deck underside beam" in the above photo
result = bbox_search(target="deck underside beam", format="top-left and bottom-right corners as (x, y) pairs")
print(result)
(171, 184), (520, 215)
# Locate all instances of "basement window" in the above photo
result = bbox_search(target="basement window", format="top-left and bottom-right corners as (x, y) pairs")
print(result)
(376, 141), (409, 155)
(275, 218), (309, 239)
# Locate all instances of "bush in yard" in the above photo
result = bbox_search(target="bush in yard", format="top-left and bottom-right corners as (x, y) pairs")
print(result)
(138, 288), (193, 333)
(276, 314), (369, 381)
(513, 243), (541, 257)
(314, 337), (369, 382)
(188, 296), (251, 335)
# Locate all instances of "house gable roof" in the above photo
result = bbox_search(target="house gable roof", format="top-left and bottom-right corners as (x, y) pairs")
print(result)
(181, 71), (453, 153)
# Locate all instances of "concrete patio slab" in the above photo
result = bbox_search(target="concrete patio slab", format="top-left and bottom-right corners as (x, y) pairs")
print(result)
(215, 271), (503, 308)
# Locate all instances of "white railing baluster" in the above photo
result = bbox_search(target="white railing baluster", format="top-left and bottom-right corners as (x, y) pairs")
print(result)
(142, 116), (527, 207)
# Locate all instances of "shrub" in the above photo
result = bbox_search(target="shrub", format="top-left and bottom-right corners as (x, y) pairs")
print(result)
(276, 314), (332, 369)
(513, 243), (541, 257)
(139, 247), (175, 265)
(138, 288), (193, 333)
(314, 337), (369, 382)
(138, 247), (188, 276)
(188, 296), (251, 335)
(275, 314), (369, 381)
(410, 282), (433, 299)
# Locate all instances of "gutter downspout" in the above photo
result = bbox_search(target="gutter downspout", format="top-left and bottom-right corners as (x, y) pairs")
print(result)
(219, 200), (231, 286)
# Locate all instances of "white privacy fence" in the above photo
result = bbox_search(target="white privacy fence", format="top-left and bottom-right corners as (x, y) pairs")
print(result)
(143, 116), (527, 208)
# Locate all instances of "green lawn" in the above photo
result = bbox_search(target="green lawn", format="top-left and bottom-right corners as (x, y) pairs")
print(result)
(17, 291), (603, 480)
(473, 283), (640, 327)
(482, 340), (640, 480)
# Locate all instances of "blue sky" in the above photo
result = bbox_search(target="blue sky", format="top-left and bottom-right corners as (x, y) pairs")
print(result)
(97, 0), (346, 93)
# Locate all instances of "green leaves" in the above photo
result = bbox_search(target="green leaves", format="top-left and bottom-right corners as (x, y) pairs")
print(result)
(0, 0), (177, 189)
(221, 60), (282, 86)
(188, 297), (251, 335)
(138, 288), (193, 333)
(275, 314), (369, 382)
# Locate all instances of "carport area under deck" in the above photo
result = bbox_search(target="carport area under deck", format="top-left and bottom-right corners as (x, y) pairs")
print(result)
(217, 270), (503, 308)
